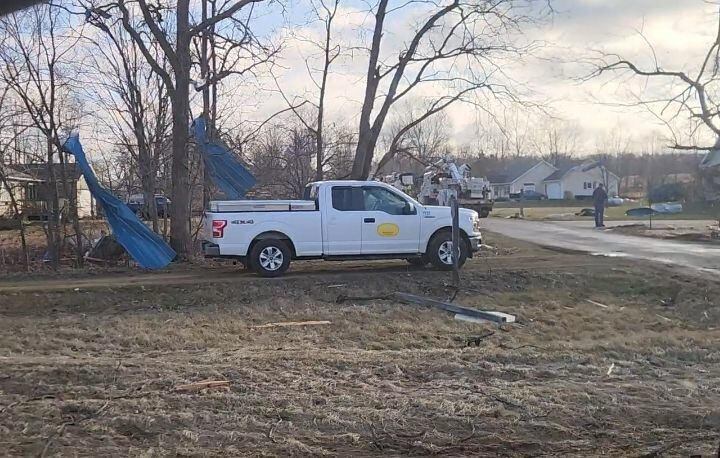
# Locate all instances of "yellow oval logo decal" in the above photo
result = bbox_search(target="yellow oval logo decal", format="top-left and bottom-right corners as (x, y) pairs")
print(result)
(377, 223), (399, 237)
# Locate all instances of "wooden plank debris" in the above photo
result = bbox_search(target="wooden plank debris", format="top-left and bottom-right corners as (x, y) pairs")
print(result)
(586, 299), (609, 308)
(250, 320), (331, 329)
(174, 380), (230, 392)
(393, 292), (515, 324)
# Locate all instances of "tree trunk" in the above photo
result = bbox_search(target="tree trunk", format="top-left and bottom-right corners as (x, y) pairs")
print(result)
(46, 137), (60, 268)
(170, 0), (192, 258)
(201, 0), (211, 209)
(0, 173), (29, 269)
(58, 151), (84, 267)
(351, 0), (388, 180)
(138, 150), (158, 232)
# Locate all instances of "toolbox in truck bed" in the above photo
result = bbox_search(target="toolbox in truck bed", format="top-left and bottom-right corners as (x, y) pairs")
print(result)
(208, 200), (317, 212)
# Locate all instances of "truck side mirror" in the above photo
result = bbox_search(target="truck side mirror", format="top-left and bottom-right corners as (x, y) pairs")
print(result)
(404, 202), (415, 215)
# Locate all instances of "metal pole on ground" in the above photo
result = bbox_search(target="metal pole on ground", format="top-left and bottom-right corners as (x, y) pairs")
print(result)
(450, 193), (460, 288)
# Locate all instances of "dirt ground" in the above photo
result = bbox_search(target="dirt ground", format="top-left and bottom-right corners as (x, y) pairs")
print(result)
(1, 232), (719, 456)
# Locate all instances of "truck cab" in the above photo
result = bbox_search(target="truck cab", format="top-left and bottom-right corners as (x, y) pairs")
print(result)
(203, 180), (482, 276)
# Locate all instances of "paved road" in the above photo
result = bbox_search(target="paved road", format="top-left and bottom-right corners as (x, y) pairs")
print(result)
(483, 218), (720, 276)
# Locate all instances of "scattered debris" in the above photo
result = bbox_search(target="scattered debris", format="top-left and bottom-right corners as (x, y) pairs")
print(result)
(455, 313), (491, 324)
(586, 299), (609, 309)
(335, 294), (391, 304)
(458, 331), (495, 346)
(393, 292), (515, 324)
(326, 284), (346, 288)
(607, 196), (624, 207)
(250, 320), (331, 329)
(576, 208), (595, 217)
(626, 207), (655, 217)
(86, 234), (126, 262)
(174, 380), (230, 393)
(607, 363), (615, 376)
(650, 202), (683, 214)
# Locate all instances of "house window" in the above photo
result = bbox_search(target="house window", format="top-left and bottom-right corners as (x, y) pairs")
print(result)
(26, 183), (39, 201)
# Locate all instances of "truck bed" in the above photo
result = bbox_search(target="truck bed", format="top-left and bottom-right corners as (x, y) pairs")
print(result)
(209, 200), (316, 212)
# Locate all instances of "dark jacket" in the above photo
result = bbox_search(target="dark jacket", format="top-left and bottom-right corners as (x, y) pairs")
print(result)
(593, 186), (608, 207)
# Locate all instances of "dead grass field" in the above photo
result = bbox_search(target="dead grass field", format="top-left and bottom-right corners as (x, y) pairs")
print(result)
(1, 233), (719, 456)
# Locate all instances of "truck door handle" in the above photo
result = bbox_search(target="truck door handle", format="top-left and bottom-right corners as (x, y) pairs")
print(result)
(364, 217), (375, 223)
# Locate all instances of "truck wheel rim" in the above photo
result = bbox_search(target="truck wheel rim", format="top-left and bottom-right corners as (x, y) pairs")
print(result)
(438, 241), (454, 265)
(259, 246), (283, 271)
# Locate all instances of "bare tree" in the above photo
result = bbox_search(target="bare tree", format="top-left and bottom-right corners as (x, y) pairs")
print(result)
(272, 0), (341, 181)
(249, 123), (315, 198)
(0, 5), (84, 267)
(351, 0), (545, 179)
(375, 101), (450, 174)
(84, 15), (171, 233)
(587, 6), (720, 152)
(0, 1), (44, 17)
(83, 0), (270, 258)
(0, 86), (30, 268)
(532, 119), (580, 165)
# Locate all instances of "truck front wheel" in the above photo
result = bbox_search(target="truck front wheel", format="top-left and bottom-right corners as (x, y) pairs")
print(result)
(249, 239), (291, 277)
(428, 231), (468, 271)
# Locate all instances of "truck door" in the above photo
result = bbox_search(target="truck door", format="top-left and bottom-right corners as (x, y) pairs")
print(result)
(360, 185), (421, 254)
(322, 185), (363, 254)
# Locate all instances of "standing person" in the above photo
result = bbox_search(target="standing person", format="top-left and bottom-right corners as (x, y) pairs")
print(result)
(593, 183), (608, 228)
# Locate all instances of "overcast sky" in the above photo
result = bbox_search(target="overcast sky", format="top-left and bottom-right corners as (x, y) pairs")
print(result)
(256, 0), (720, 155)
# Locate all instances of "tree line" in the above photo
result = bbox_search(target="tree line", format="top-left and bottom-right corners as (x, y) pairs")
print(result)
(1, 0), (718, 269)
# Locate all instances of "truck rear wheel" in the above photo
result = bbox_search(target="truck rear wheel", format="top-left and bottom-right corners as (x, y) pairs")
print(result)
(428, 231), (468, 271)
(249, 239), (291, 277)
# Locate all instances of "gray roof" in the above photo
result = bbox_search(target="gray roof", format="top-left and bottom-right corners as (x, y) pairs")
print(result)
(9, 163), (82, 182)
(3, 168), (40, 182)
(487, 160), (540, 184)
(544, 165), (576, 181)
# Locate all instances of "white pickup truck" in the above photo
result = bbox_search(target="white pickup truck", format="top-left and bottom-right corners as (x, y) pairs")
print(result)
(202, 180), (482, 277)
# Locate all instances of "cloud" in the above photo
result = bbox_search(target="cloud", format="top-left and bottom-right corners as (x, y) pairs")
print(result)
(221, 0), (719, 156)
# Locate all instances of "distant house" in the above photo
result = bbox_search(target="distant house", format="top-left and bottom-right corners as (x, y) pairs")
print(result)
(5, 163), (93, 219)
(487, 160), (557, 199)
(543, 163), (619, 199)
(0, 169), (43, 217)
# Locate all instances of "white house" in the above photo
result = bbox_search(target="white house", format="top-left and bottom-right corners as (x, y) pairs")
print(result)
(488, 160), (557, 198)
(543, 163), (619, 200)
(7, 163), (94, 219)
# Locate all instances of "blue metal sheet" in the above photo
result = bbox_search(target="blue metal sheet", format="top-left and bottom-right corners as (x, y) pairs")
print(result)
(63, 134), (176, 269)
(193, 117), (256, 199)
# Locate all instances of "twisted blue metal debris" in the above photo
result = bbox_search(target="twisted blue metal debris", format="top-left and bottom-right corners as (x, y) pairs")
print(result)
(193, 117), (256, 199)
(63, 134), (176, 269)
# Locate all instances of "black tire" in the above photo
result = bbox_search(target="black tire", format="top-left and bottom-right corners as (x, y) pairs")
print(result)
(427, 231), (468, 271)
(249, 239), (291, 277)
(407, 256), (428, 267)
